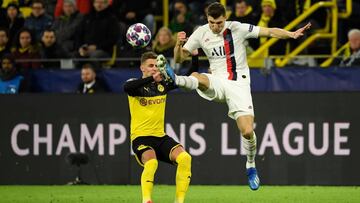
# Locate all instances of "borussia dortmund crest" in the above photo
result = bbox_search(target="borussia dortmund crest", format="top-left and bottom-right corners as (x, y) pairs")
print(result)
(157, 84), (165, 92)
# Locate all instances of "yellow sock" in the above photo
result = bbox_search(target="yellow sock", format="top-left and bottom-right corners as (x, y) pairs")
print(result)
(141, 159), (158, 203)
(175, 152), (192, 203)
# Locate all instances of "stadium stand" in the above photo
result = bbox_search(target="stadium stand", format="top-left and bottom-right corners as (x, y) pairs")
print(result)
(0, 0), (358, 93)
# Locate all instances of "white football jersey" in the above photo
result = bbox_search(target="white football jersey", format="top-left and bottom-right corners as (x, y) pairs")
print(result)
(183, 21), (259, 81)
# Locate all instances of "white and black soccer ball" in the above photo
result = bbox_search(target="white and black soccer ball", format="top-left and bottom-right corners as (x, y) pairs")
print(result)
(126, 23), (151, 48)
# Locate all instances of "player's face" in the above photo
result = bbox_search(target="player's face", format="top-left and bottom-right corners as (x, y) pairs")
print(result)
(141, 58), (158, 78)
(208, 15), (226, 34)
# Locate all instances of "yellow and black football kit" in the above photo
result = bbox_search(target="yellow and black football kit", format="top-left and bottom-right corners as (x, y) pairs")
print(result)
(124, 76), (180, 165)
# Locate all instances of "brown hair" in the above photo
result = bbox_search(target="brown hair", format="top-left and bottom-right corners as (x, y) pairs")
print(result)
(141, 51), (157, 65)
(207, 2), (226, 19)
(81, 63), (96, 72)
(32, 0), (45, 8)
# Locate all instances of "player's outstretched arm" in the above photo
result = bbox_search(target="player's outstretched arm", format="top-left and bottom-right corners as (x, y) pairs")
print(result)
(174, 31), (191, 63)
(124, 73), (162, 96)
(259, 22), (311, 39)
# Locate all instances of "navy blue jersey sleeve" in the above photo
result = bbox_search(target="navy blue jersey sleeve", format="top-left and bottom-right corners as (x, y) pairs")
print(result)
(164, 80), (178, 92)
(123, 77), (154, 96)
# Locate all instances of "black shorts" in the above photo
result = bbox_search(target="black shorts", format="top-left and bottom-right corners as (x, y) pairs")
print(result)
(132, 135), (181, 166)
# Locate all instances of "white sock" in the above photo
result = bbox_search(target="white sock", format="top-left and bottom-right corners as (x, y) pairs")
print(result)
(242, 132), (257, 169)
(175, 75), (199, 90)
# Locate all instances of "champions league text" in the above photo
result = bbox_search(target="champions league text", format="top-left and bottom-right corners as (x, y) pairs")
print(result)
(10, 122), (350, 156)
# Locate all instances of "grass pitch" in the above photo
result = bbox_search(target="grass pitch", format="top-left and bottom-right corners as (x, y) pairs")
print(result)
(0, 185), (359, 203)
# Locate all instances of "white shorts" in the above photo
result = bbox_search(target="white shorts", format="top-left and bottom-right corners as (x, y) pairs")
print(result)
(196, 73), (254, 120)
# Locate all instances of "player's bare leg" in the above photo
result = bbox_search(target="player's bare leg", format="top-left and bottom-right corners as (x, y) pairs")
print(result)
(171, 146), (192, 203)
(236, 115), (260, 190)
(189, 72), (210, 91)
(141, 150), (158, 203)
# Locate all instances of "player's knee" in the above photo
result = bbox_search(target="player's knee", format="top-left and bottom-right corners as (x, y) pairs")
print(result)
(190, 72), (209, 90)
(240, 127), (254, 139)
(190, 72), (200, 78)
(177, 152), (192, 168)
(144, 159), (158, 171)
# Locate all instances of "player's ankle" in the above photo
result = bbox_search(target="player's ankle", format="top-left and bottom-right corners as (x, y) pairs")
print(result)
(246, 161), (256, 169)
(174, 197), (185, 203)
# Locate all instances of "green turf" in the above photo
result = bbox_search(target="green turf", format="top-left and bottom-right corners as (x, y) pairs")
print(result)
(0, 185), (359, 203)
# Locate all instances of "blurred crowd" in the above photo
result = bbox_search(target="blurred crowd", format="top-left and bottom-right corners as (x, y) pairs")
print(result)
(0, 0), (360, 93)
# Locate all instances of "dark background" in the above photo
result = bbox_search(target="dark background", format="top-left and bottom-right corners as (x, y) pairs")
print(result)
(0, 93), (359, 185)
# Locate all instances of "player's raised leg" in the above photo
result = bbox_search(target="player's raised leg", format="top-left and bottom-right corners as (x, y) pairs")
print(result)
(156, 54), (208, 90)
(141, 150), (158, 203)
(156, 54), (176, 82)
(236, 115), (260, 190)
(171, 146), (192, 203)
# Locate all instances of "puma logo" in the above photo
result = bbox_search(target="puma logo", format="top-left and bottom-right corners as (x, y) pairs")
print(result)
(137, 145), (148, 151)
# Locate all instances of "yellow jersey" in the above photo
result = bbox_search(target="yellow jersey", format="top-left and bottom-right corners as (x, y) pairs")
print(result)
(124, 77), (176, 141)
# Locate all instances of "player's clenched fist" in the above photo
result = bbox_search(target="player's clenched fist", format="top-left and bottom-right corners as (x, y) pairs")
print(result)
(176, 31), (187, 46)
(152, 71), (163, 83)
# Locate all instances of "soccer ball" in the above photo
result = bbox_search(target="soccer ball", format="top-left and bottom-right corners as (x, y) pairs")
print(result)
(126, 23), (152, 48)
